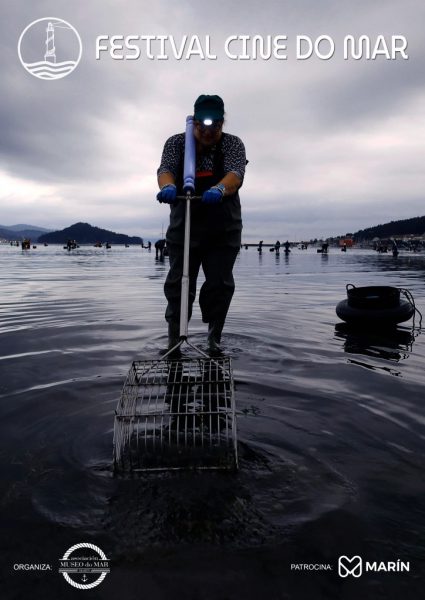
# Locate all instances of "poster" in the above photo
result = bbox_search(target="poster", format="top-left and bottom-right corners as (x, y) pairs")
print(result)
(1, 1), (424, 598)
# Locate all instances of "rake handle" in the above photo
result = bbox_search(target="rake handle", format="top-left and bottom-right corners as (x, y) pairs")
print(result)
(178, 115), (197, 339)
(176, 195), (201, 339)
(183, 115), (196, 194)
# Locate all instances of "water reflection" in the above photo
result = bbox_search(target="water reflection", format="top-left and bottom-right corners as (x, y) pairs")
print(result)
(147, 261), (168, 279)
(334, 323), (416, 363)
(352, 252), (425, 274)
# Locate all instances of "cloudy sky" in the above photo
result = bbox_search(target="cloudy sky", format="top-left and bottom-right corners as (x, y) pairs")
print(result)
(1, 0), (424, 241)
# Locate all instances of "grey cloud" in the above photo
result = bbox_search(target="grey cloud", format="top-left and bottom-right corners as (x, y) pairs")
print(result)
(1, 0), (424, 240)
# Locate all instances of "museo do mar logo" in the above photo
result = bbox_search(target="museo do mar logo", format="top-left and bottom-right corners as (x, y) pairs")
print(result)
(18, 17), (82, 80)
(338, 555), (410, 578)
(59, 542), (110, 590)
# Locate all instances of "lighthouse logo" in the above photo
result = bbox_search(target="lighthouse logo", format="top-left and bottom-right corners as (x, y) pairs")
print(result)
(18, 17), (82, 80)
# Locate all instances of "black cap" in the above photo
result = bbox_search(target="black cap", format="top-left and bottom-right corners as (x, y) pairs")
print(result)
(194, 95), (224, 121)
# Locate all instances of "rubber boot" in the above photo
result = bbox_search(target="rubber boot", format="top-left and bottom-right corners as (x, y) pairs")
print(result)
(160, 321), (181, 357)
(207, 320), (225, 355)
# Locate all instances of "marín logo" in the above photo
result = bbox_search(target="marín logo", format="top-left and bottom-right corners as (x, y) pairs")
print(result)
(18, 17), (82, 80)
(338, 555), (363, 578)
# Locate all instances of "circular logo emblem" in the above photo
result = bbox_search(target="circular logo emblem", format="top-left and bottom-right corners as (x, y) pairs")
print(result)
(18, 17), (82, 80)
(59, 542), (110, 590)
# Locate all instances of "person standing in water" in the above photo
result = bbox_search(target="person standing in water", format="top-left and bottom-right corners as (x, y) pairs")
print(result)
(157, 95), (247, 353)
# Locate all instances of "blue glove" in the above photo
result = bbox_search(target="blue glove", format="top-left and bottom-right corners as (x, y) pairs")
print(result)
(202, 186), (223, 204)
(157, 184), (177, 204)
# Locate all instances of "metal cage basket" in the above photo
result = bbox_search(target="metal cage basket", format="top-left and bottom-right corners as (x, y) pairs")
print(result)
(113, 356), (238, 472)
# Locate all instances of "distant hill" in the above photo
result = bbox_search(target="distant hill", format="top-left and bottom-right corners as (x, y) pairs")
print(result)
(353, 215), (425, 241)
(38, 222), (143, 245)
(0, 225), (52, 241)
(0, 224), (52, 233)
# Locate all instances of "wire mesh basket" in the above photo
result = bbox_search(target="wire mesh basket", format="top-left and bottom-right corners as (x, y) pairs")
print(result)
(113, 356), (238, 472)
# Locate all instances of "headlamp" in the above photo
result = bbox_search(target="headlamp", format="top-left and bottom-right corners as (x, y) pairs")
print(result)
(203, 118), (213, 126)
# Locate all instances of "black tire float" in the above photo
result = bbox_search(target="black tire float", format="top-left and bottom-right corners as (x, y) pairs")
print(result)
(336, 284), (415, 326)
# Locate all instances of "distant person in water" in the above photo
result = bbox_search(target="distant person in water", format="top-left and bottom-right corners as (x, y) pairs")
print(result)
(275, 240), (281, 254)
(391, 240), (399, 257)
(257, 240), (263, 253)
(283, 240), (290, 253)
(155, 239), (166, 260)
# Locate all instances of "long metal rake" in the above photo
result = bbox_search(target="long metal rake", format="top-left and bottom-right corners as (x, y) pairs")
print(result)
(113, 116), (238, 472)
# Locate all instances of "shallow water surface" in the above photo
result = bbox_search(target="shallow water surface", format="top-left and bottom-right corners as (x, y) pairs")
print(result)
(1, 244), (424, 599)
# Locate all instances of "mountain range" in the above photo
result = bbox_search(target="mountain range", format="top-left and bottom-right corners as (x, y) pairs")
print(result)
(0, 224), (51, 232)
(2, 215), (424, 244)
(352, 215), (425, 241)
(38, 222), (143, 245)
(0, 222), (143, 244)
(0, 224), (51, 241)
